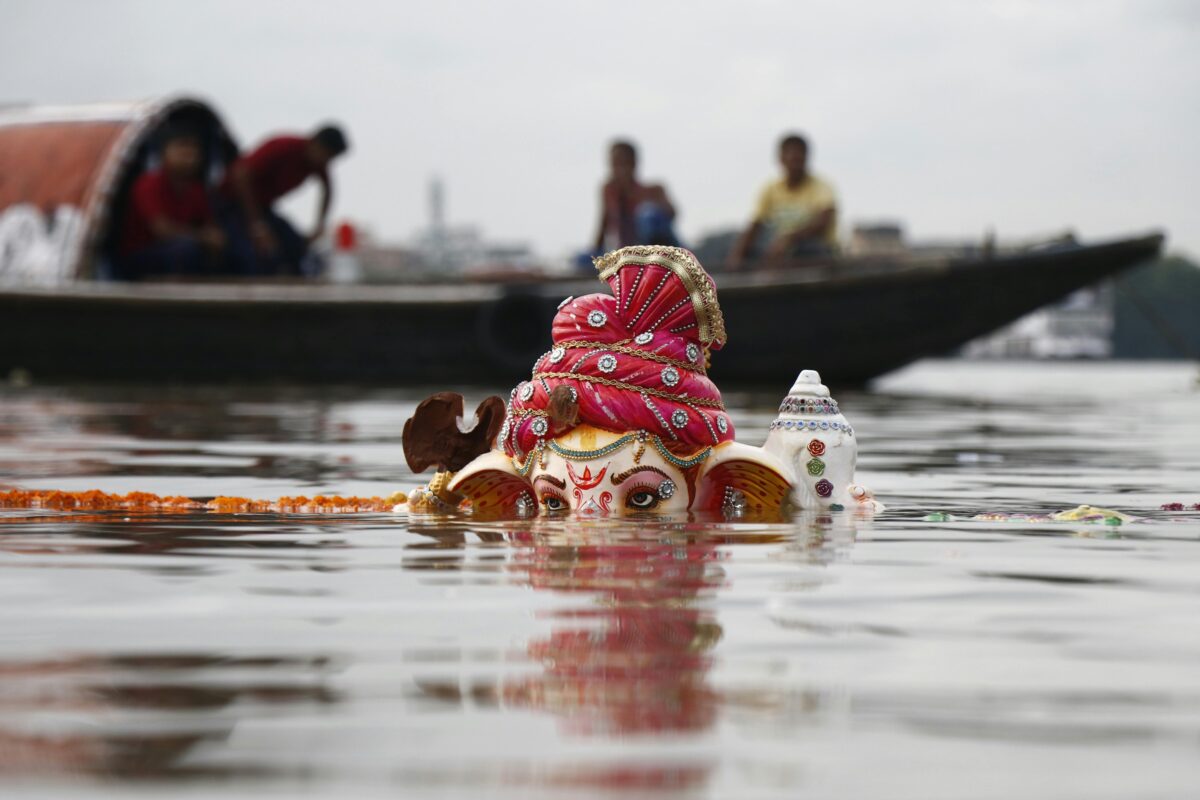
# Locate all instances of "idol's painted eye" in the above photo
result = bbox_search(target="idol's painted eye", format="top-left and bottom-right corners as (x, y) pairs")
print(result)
(626, 487), (661, 510)
(541, 494), (568, 513)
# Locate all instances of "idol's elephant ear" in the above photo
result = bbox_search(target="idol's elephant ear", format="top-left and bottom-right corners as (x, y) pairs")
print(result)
(449, 451), (536, 520)
(403, 393), (506, 473)
(693, 441), (794, 521)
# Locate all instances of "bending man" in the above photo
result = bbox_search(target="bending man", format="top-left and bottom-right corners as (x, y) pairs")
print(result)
(221, 124), (349, 276)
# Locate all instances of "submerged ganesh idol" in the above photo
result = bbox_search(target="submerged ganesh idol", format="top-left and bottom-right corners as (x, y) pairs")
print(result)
(403, 246), (879, 520)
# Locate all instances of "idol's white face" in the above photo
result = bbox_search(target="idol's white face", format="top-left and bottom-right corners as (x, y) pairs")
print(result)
(528, 426), (690, 517)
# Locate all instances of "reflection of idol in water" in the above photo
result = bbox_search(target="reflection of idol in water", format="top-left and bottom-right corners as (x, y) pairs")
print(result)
(501, 531), (724, 737)
(404, 512), (845, 790)
(407, 523), (811, 736)
(410, 525), (732, 791)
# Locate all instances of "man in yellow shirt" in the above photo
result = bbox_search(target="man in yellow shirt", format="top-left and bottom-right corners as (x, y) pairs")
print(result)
(729, 133), (837, 268)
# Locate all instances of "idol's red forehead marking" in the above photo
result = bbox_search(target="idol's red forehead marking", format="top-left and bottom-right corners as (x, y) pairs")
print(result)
(611, 465), (672, 486)
(566, 463), (608, 490)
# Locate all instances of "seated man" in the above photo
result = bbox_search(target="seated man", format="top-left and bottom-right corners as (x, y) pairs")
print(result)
(729, 133), (838, 268)
(220, 124), (349, 276)
(116, 126), (226, 280)
(593, 139), (680, 252)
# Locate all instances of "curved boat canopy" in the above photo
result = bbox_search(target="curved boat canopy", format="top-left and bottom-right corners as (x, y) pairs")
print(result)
(0, 96), (237, 284)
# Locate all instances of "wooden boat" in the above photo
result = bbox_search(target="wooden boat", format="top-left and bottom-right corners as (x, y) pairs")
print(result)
(0, 96), (238, 283)
(0, 97), (1166, 386)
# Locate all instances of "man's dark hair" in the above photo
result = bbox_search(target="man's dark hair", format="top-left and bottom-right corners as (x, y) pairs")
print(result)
(779, 132), (809, 152)
(313, 124), (349, 156)
(159, 121), (203, 151)
(610, 139), (638, 164)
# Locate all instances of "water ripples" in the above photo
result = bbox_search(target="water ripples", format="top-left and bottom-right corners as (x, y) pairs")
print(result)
(1, 361), (1198, 798)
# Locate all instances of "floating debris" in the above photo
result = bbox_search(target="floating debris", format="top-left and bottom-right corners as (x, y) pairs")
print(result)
(915, 504), (1144, 525)
(1050, 505), (1134, 524)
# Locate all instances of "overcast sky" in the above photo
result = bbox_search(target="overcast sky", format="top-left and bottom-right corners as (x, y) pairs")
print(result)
(3, 0), (1197, 259)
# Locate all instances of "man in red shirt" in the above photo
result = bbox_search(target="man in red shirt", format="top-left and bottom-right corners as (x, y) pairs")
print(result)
(116, 127), (226, 280)
(220, 125), (349, 276)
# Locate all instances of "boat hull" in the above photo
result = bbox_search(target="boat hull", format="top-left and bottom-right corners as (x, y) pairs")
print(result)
(714, 234), (1164, 384)
(0, 234), (1164, 387)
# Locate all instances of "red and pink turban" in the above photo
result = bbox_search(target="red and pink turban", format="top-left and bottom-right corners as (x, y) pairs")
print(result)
(500, 246), (734, 459)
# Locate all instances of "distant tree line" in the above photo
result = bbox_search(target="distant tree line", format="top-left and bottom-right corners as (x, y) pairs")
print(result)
(1111, 255), (1200, 360)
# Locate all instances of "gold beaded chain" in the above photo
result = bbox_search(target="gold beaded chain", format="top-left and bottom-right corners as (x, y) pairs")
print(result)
(532, 372), (725, 409)
(549, 340), (703, 373)
(509, 408), (548, 419)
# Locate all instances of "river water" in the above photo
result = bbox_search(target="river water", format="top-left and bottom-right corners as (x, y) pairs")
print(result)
(1, 361), (1198, 799)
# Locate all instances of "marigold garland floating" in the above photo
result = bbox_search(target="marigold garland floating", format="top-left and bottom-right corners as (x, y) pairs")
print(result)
(0, 489), (406, 515)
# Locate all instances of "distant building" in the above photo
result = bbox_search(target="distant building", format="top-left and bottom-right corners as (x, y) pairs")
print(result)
(846, 222), (905, 257)
(410, 176), (535, 276)
(962, 286), (1114, 359)
(354, 235), (424, 282)
(338, 177), (539, 282)
(847, 221), (996, 259)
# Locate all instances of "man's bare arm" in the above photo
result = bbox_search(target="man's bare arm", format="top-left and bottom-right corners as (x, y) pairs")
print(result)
(229, 163), (276, 253)
(147, 216), (224, 251)
(593, 203), (608, 252)
(311, 173), (332, 241)
(147, 215), (193, 242)
(230, 163), (263, 223)
(646, 184), (675, 219)
(728, 220), (763, 269)
(778, 207), (834, 249)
